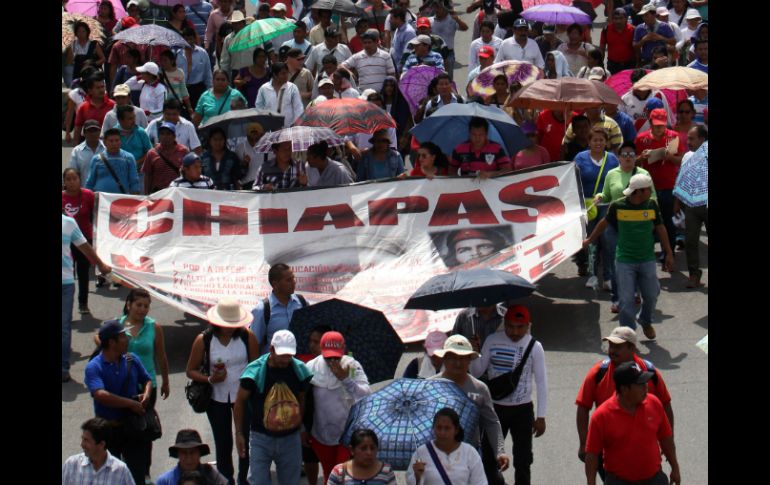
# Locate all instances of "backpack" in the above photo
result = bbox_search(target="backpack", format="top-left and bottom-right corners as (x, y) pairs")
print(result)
(595, 358), (659, 386)
(263, 382), (302, 432)
(262, 294), (309, 328)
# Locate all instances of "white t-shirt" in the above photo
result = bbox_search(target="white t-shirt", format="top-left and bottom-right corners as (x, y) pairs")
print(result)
(406, 442), (488, 485)
(235, 138), (274, 184)
(429, 15), (459, 51)
(468, 36), (503, 72)
(145, 117), (201, 151)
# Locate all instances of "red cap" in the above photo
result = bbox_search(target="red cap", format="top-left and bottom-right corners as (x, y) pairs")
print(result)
(478, 45), (495, 58)
(121, 17), (138, 29)
(448, 229), (488, 247)
(649, 108), (668, 126)
(504, 305), (530, 324)
(417, 17), (431, 29)
(320, 331), (345, 358)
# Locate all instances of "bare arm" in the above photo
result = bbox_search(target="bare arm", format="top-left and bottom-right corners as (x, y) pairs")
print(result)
(585, 452), (599, 485)
(94, 44), (106, 66)
(659, 436), (681, 484)
(654, 223), (675, 271)
(64, 99), (76, 143)
(246, 329), (260, 361)
(73, 241), (110, 274)
(576, 406), (590, 461)
(663, 401), (674, 431)
(185, 334), (208, 383)
(452, 13), (469, 32)
(583, 218), (609, 247)
(154, 323), (170, 399)
(93, 389), (144, 414)
(234, 386), (251, 458)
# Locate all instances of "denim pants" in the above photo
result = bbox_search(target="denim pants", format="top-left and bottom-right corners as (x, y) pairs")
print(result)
(208, 400), (250, 485)
(62, 284), (75, 375)
(248, 430), (301, 485)
(616, 260), (660, 328)
(685, 205), (708, 278)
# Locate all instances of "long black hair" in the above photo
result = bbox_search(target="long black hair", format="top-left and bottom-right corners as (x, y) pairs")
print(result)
(418, 141), (449, 169)
(434, 407), (464, 442)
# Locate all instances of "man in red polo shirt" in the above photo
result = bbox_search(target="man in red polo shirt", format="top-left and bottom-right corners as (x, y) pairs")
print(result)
(74, 74), (115, 145)
(575, 327), (673, 481)
(535, 109), (567, 162)
(635, 108), (685, 261)
(585, 361), (681, 485)
(600, 8), (636, 74)
(450, 117), (512, 178)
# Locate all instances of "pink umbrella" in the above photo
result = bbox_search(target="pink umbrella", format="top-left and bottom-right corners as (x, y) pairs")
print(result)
(522, 0), (572, 9)
(605, 69), (686, 125)
(399, 65), (457, 117)
(66, 0), (127, 19)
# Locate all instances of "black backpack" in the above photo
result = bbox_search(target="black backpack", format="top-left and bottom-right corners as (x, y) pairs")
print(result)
(262, 294), (309, 328)
(201, 327), (252, 371)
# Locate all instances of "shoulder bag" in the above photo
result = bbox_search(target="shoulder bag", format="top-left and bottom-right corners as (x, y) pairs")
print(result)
(425, 441), (454, 485)
(185, 329), (214, 413)
(485, 338), (537, 401)
(99, 153), (128, 194)
(586, 152), (609, 221)
(122, 355), (163, 442)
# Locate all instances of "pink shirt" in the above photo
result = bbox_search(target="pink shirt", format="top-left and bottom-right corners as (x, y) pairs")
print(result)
(513, 145), (551, 171)
(205, 9), (232, 50)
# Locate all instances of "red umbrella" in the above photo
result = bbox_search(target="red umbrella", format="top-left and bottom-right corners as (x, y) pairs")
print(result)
(605, 69), (687, 125)
(293, 98), (396, 136)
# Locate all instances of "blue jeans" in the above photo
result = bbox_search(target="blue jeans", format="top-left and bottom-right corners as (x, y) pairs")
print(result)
(62, 284), (75, 375)
(615, 260), (659, 328)
(248, 430), (301, 485)
(601, 224), (619, 304)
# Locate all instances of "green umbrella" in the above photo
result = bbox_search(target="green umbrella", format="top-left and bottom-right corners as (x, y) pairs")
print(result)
(228, 18), (296, 53)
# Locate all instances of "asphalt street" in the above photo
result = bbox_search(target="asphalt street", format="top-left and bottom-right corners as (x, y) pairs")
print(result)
(62, 2), (708, 484)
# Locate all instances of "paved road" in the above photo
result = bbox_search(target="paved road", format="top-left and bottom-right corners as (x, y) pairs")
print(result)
(62, 2), (708, 484)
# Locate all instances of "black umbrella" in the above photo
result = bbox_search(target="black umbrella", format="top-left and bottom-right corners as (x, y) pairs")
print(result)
(289, 298), (403, 384)
(404, 269), (536, 311)
(310, 0), (363, 17)
(197, 108), (284, 144)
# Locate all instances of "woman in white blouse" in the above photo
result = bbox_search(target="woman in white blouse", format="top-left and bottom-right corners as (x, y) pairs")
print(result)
(407, 408), (487, 485)
(185, 299), (259, 485)
(125, 62), (167, 121)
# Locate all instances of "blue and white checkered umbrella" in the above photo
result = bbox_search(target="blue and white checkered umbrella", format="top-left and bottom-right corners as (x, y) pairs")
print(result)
(341, 378), (479, 470)
(112, 24), (189, 48)
(673, 141), (708, 207)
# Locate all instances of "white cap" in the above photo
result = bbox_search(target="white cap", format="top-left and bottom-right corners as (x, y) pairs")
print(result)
(271, 2), (287, 12)
(655, 6), (669, 16)
(271, 330), (297, 355)
(587, 67), (607, 81)
(639, 4), (657, 15)
(137, 62), (159, 77)
(602, 326), (638, 346)
(318, 78), (334, 88)
(228, 10), (246, 23)
(685, 8), (702, 20)
(409, 34), (432, 47)
(623, 173), (654, 196)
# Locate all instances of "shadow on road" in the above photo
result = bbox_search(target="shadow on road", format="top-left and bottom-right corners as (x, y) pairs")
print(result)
(639, 340), (688, 371)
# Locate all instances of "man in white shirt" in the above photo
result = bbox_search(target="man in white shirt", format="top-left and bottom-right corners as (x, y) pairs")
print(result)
(495, 18), (545, 68)
(342, 30), (396, 92)
(468, 19), (503, 72)
(254, 62), (304, 127)
(101, 84), (148, 138)
(70, 119), (105, 178)
(305, 27), (353, 76)
(235, 122), (274, 190)
(145, 99), (203, 154)
(332, 68), (360, 99)
(61, 418), (134, 485)
(470, 305), (547, 485)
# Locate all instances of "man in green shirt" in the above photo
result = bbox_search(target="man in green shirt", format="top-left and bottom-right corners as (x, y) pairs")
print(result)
(583, 174), (674, 340)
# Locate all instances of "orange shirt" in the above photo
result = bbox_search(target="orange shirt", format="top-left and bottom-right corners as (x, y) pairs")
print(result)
(586, 393), (672, 481)
(575, 354), (671, 409)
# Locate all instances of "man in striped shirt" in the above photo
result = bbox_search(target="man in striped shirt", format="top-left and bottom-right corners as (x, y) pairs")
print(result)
(341, 30), (396, 92)
(61, 418), (134, 485)
(471, 305), (548, 485)
(450, 117), (512, 177)
(142, 122), (190, 193)
(401, 35), (444, 76)
(170, 153), (215, 189)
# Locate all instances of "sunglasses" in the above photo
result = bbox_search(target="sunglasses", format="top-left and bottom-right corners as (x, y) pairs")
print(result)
(620, 152), (636, 157)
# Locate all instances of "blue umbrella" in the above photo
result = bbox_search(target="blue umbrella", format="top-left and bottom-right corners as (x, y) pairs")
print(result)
(404, 269), (536, 311)
(289, 298), (403, 384)
(410, 102), (531, 159)
(112, 24), (189, 48)
(341, 378), (480, 470)
(673, 141), (708, 207)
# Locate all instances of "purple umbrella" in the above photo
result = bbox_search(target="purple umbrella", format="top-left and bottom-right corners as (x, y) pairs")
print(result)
(399, 65), (455, 117)
(521, 4), (593, 25)
(66, 0), (127, 19)
(468, 61), (544, 98)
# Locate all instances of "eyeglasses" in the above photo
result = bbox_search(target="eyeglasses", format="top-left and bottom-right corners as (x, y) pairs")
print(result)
(620, 152), (636, 157)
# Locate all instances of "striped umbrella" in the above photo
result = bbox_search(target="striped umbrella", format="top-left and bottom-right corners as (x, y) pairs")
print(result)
(294, 98), (396, 136)
(228, 18), (297, 53)
(253, 126), (346, 153)
(468, 60), (543, 98)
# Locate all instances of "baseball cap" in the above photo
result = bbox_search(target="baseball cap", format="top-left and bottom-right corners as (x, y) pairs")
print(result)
(113, 83), (131, 97)
(613, 361), (654, 387)
(182, 152), (201, 167)
(158, 121), (176, 134)
(478, 45), (495, 58)
(98, 319), (128, 342)
(623, 173), (654, 196)
(228, 10), (246, 23)
(424, 331), (448, 357)
(433, 335), (479, 359)
(639, 4), (657, 15)
(644, 97), (664, 112)
(417, 17), (431, 29)
(684, 8), (702, 20)
(587, 67), (606, 81)
(83, 119), (101, 132)
(318, 78), (334, 88)
(602, 326), (638, 346)
(137, 61), (160, 77)
(409, 34), (432, 46)
(320, 331), (345, 358)
(542, 24), (555, 34)
(271, 2), (287, 12)
(271, 330), (297, 355)
(513, 18), (528, 29)
(649, 108), (668, 126)
(504, 304), (530, 324)
(286, 47), (305, 59)
(655, 6), (669, 16)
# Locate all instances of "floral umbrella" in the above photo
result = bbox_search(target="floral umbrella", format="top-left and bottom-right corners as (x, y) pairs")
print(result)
(294, 98), (396, 136)
(62, 13), (105, 52)
(468, 60), (543, 98)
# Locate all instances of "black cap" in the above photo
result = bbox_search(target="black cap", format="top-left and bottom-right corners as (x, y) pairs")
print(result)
(98, 319), (128, 342)
(613, 361), (654, 387)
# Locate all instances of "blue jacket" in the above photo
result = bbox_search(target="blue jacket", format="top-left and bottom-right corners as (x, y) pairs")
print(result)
(357, 149), (405, 181)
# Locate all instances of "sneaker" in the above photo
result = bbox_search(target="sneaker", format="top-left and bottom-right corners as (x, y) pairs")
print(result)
(641, 324), (656, 340)
(610, 303), (619, 313)
(78, 305), (91, 315)
(585, 276), (599, 289)
(602, 280), (612, 291)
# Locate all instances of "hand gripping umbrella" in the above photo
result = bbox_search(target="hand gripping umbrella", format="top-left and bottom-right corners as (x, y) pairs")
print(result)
(341, 378), (480, 470)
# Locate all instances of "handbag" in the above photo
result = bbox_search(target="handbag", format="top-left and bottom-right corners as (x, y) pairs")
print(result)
(485, 338), (537, 401)
(185, 329), (214, 413)
(586, 152), (609, 222)
(121, 355), (163, 442)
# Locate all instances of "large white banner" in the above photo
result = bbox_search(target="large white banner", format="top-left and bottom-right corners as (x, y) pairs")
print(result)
(95, 162), (586, 343)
